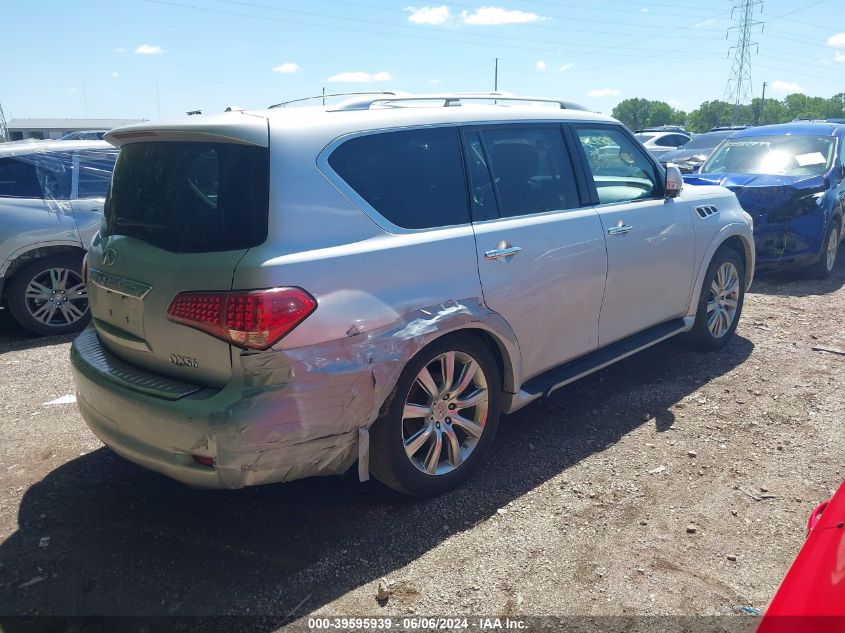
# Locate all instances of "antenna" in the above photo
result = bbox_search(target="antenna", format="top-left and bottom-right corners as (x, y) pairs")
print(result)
(724, 0), (763, 125)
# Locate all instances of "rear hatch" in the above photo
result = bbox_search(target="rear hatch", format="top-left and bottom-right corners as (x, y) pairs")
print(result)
(87, 114), (270, 388)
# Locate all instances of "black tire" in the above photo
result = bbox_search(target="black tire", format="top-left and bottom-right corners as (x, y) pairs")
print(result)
(807, 219), (840, 279)
(369, 333), (502, 497)
(7, 255), (90, 336)
(683, 247), (746, 352)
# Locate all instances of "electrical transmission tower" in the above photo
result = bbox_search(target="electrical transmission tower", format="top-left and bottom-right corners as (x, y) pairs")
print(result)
(724, 0), (763, 124)
(0, 103), (7, 143)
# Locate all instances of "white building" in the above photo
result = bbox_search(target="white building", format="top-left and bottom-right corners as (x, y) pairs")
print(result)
(5, 118), (144, 141)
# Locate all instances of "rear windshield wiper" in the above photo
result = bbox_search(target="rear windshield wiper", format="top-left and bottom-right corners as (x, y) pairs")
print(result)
(112, 217), (168, 230)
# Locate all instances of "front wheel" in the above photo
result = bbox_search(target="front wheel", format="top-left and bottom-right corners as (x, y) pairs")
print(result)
(683, 248), (746, 351)
(369, 333), (501, 497)
(808, 220), (840, 279)
(7, 256), (90, 336)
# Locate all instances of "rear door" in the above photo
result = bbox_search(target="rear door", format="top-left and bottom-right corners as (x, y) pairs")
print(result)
(87, 120), (270, 387)
(573, 125), (696, 346)
(465, 124), (607, 381)
(70, 149), (118, 248)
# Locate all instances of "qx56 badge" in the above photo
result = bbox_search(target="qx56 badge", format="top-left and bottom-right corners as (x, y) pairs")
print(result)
(170, 354), (199, 368)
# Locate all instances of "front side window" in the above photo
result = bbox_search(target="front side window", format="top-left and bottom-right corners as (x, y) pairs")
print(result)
(702, 134), (836, 177)
(328, 127), (469, 230)
(479, 126), (579, 218)
(576, 127), (659, 204)
(77, 150), (117, 199)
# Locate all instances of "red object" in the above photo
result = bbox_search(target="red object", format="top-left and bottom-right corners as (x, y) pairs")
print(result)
(192, 455), (214, 467)
(757, 480), (845, 633)
(167, 287), (316, 350)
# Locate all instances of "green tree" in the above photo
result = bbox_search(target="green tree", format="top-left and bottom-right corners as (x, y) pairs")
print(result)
(687, 100), (734, 133)
(611, 98), (655, 130)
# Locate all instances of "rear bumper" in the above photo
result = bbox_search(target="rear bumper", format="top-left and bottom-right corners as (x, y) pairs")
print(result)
(70, 328), (359, 489)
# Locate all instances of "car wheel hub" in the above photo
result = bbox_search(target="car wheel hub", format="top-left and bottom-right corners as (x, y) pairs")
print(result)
(402, 351), (489, 476)
(24, 267), (88, 327)
(706, 262), (740, 339)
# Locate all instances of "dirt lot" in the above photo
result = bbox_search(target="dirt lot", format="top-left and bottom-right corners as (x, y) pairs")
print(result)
(0, 257), (843, 631)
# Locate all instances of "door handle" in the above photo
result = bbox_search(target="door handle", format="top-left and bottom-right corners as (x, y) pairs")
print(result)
(607, 223), (633, 236)
(485, 245), (522, 260)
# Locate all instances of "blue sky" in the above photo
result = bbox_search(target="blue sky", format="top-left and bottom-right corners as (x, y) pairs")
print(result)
(2, 0), (843, 121)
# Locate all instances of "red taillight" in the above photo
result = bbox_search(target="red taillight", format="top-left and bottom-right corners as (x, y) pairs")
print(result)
(166, 287), (316, 350)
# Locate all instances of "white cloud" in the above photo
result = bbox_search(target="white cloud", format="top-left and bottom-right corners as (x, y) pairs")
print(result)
(405, 5), (453, 25)
(327, 71), (393, 83)
(111, 72), (119, 78)
(536, 60), (546, 71)
(460, 6), (545, 25)
(427, 78), (443, 84)
(134, 44), (163, 55)
(273, 62), (300, 74)
(695, 18), (714, 28)
(588, 88), (621, 98)
(827, 32), (845, 48)
(770, 80), (804, 93)
(558, 63), (574, 72)
(834, 51), (845, 63)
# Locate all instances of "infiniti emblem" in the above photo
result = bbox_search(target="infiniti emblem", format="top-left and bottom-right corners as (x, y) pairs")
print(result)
(102, 249), (117, 267)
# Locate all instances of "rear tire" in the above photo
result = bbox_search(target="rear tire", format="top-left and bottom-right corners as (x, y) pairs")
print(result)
(683, 247), (745, 352)
(7, 256), (90, 336)
(808, 219), (840, 279)
(369, 333), (501, 497)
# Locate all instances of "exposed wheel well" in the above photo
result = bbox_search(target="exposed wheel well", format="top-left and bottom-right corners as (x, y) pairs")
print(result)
(2, 245), (86, 303)
(461, 328), (516, 395)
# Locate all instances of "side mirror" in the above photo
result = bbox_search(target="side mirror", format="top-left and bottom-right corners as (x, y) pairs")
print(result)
(664, 164), (683, 198)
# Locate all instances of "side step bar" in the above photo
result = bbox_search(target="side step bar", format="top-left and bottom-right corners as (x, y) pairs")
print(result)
(521, 317), (689, 398)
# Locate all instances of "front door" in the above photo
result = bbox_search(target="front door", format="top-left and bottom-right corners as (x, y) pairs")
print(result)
(572, 125), (696, 346)
(464, 125), (607, 381)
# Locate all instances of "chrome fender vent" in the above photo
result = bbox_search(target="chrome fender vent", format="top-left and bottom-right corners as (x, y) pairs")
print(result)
(695, 205), (719, 219)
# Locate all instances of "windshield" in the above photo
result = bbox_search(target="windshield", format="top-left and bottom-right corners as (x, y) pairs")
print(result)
(683, 131), (733, 151)
(701, 134), (836, 176)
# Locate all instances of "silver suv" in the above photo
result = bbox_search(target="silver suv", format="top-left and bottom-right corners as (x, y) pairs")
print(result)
(70, 94), (754, 496)
(0, 140), (118, 335)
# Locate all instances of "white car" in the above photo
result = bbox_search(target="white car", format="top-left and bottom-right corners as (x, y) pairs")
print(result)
(0, 140), (117, 335)
(635, 131), (692, 158)
(70, 93), (754, 496)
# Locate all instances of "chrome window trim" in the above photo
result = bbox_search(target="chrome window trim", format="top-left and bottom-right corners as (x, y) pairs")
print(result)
(316, 118), (584, 235)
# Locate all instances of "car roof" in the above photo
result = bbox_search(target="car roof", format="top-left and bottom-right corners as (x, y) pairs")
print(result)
(0, 139), (115, 158)
(731, 122), (842, 138)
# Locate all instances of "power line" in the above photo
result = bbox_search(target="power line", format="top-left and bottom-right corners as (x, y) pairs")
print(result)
(725, 0), (763, 121)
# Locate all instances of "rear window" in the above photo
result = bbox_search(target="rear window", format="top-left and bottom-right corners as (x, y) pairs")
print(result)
(104, 142), (269, 253)
(0, 157), (42, 198)
(328, 127), (469, 230)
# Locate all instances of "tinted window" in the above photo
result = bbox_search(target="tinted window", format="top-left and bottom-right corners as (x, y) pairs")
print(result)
(104, 142), (269, 253)
(0, 158), (42, 198)
(703, 134), (836, 176)
(77, 151), (117, 199)
(576, 127), (659, 204)
(480, 126), (579, 218)
(328, 127), (468, 229)
(684, 131), (733, 150)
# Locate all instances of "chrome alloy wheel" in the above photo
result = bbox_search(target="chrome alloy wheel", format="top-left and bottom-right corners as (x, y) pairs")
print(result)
(25, 268), (88, 327)
(825, 226), (839, 272)
(707, 262), (740, 339)
(402, 351), (489, 476)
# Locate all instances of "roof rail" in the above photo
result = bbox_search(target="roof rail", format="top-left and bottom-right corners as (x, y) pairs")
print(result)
(268, 91), (399, 109)
(326, 92), (590, 112)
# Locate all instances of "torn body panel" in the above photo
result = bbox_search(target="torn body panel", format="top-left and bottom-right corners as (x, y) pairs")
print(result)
(71, 298), (520, 489)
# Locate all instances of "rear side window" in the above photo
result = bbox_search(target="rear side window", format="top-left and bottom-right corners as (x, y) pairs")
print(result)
(77, 151), (117, 199)
(328, 127), (469, 230)
(479, 126), (579, 218)
(0, 158), (42, 198)
(104, 142), (269, 253)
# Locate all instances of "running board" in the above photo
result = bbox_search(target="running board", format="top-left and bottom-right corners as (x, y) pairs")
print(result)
(521, 318), (688, 398)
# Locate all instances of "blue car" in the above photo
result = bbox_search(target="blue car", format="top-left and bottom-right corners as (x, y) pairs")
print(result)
(685, 122), (845, 277)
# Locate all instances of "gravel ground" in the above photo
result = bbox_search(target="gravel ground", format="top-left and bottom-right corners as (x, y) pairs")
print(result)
(0, 255), (843, 632)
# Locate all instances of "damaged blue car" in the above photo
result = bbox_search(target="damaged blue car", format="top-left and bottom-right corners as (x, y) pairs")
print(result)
(685, 122), (844, 277)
